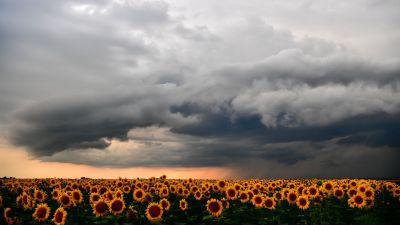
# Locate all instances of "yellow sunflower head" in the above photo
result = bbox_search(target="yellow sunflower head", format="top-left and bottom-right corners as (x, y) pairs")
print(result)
(239, 191), (249, 203)
(145, 203), (163, 223)
(34, 189), (47, 203)
(287, 191), (298, 204)
(52, 189), (61, 200)
(109, 198), (125, 215)
(206, 198), (223, 218)
(225, 186), (237, 200)
(333, 187), (345, 199)
(133, 189), (145, 202)
(59, 193), (73, 208)
(194, 190), (203, 200)
(159, 198), (171, 211)
(71, 190), (83, 204)
(251, 195), (264, 208)
(264, 197), (276, 210)
(52, 207), (67, 225)
(296, 195), (310, 210)
(92, 199), (109, 217)
(179, 199), (188, 211)
(351, 194), (366, 208)
(32, 203), (51, 222)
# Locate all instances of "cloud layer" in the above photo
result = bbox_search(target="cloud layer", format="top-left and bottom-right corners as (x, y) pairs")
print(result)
(1, 0), (400, 178)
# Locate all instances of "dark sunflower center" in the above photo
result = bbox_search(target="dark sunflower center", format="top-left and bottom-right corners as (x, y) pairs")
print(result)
(355, 196), (363, 204)
(61, 196), (70, 205)
(136, 191), (143, 198)
(73, 192), (80, 200)
(96, 201), (108, 214)
(55, 211), (64, 222)
(209, 201), (220, 212)
(228, 189), (235, 197)
(325, 184), (332, 190)
(149, 205), (161, 217)
(335, 190), (343, 196)
(300, 198), (307, 206)
(111, 200), (123, 212)
(265, 199), (273, 207)
(289, 194), (297, 201)
(36, 207), (47, 218)
(255, 197), (262, 204)
(37, 193), (43, 199)
(310, 188), (317, 195)
(93, 195), (100, 202)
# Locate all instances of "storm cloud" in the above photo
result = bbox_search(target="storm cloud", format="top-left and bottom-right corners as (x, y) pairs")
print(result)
(1, 0), (400, 178)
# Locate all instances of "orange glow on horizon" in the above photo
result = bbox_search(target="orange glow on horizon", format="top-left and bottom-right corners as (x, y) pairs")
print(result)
(0, 138), (231, 179)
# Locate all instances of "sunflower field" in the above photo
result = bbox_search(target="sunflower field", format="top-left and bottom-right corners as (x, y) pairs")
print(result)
(1, 176), (399, 225)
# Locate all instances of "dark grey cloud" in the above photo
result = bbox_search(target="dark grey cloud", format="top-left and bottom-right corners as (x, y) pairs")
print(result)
(1, 0), (400, 178)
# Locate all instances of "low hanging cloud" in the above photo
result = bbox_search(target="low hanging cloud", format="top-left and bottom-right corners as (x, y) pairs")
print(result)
(1, 0), (400, 178)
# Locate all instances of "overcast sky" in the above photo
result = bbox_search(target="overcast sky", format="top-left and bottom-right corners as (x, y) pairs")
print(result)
(1, 0), (399, 178)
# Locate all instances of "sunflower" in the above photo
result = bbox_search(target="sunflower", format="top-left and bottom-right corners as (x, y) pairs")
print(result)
(115, 190), (124, 199)
(159, 187), (169, 198)
(333, 187), (345, 199)
(52, 189), (61, 200)
(34, 189), (47, 203)
(239, 191), (250, 203)
(179, 199), (188, 211)
(206, 198), (223, 217)
(296, 195), (310, 210)
(146, 203), (163, 222)
(347, 188), (357, 198)
(104, 190), (114, 202)
(159, 198), (171, 211)
(358, 184), (367, 193)
(364, 188), (375, 199)
(92, 200), (109, 217)
(287, 191), (298, 204)
(251, 195), (264, 208)
(307, 186), (319, 198)
(22, 192), (33, 209)
(52, 207), (67, 225)
(273, 192), (283, 201)
(109, 198), (125, 215)
(133, 189), (145, 202)
(393, 187), (400, 198)
(123, 185), (131, 194)
(59, 193), (73, 208)
(225, 186), (237, 200)
(71, 190), (83, 204)
(351, 194), (366, 208)
(90, 193), (101, 204)
(322, 181), (334, 194)
(169, 185), (177, 194)
(32, 203), (51, 222)
(264, 197), (276, 210)
(194, 190), (203, 200)
(217, 180), (226, 190)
